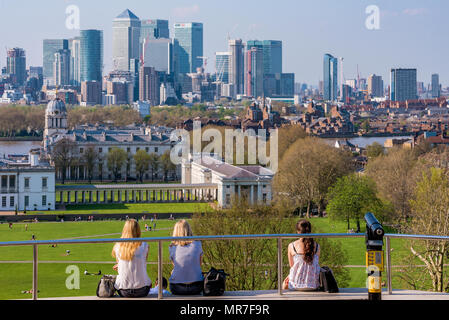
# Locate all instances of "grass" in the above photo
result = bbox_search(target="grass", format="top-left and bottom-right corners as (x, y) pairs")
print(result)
(0, 216), (439, 299)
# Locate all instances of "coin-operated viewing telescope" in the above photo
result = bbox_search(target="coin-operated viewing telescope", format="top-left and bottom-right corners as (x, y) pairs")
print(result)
(364, 212), (385, 300)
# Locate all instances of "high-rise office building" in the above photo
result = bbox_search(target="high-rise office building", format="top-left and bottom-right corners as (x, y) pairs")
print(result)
(229, 39), (244, 95)
(246, 40), (282, 75)
(245, 47), (264, 98)
(215, 52), (230, 84)
(53, 49), (71, 86)
(323, 53), (338, 101)
(80, 30), (103, 82)
(139, 66), (159, 106)
(81, 80), (102, 105)
(140, 19), (169, 42)
(6, 48), (26, 86)
(69, 37), (81, 86)
(43, 39), (68, 86)
(113, 9), (141, 71)
(142, 38), (174, 74)
(390, 68), (417, 101)
(368, 74), (384, 98)
(431, 74), (440, 98)
(174, 22), (203, 74)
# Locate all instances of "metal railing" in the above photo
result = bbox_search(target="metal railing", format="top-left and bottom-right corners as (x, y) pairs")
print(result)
(1, 232), (449, 300)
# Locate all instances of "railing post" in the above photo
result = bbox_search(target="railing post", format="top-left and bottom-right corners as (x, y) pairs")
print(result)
(386, 236), (392, 295)
(32, 244), (38, 300)
(158, 241), (163, 300)
(277, 238), (283, 296)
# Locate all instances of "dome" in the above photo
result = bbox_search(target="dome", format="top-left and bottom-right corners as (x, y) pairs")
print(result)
(46, 98), (67, 116)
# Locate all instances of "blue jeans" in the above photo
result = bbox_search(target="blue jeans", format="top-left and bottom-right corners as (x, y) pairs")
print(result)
(117, 286), (150, 298)
(170, 281), (204, 295)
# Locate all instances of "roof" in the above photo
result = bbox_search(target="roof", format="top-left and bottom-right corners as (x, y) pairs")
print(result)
(116, 9), (139, 20)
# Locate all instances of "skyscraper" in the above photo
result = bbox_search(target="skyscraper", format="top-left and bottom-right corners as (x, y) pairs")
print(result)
(139, 66), (159, 106)
(390, 68), (417, 101)
(53, 49), (71, 86)
(245, 47), (264, 98)
(215, 52), (230, 84)
(174, 22), (203, 74)
(368, 74), (384, 98)
(246, 40), (282, 75)
(69, 37), (81, 86)
(6, 48), (26, 86)
(142, 38), (174, 74)
(43, 39), (68, 86)
(323, 53), (338, 101)
(431, 74), (440, 98)
(80, 29), (103, 82)
(113, 9), (141, 71)
(140, 19), (169, 41)
(229, 39), (244, 95)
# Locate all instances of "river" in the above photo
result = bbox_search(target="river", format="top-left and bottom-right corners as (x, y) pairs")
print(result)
(0, 140), (42, 157)
(323, 136), (413, 148)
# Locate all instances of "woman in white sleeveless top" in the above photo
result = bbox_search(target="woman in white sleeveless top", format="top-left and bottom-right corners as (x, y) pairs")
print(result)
(283, 220), (321, 291)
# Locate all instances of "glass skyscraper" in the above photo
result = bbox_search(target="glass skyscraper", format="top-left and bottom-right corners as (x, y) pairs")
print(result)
(245, 47), (264, 98)
(215, 52), (230, 84)
(140, 19), (169, 41)
(246, 40), (282, 75)
(6, 48), (26, 86)
(174, 22), (203, 74)
(431, 74), (440, 98)
(113, 9), (141, 71)
(43, 39), (68, 86)
(69, 37), (81, 86)
(80, 29), (103, 82)
(323, 53), (338, 101)
(229, 39), (244, 95)
(390, 68), (417, 101)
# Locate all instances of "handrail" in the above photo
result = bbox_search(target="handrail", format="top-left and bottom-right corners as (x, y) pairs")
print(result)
(1, 232), (449, 300)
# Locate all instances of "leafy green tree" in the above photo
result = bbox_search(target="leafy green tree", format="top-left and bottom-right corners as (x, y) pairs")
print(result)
(107, 148), (127, 182)
(366, 142), (384, 159)
(133, 150), (151, 183)
(160, 150), (176, 181)
(51, 138), (77, 184)
(81, 145), (99, 184)
(327, 174), (386, 231)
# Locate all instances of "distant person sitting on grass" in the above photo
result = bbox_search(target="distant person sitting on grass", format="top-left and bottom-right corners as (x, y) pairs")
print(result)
(8, 223), (12, 229)
(112, 219), (152, 298)
(149, 277), (170, 295)
(168, 220), (204, 295)
(145, 224), (149, 232)
(282, 220), (321, 291)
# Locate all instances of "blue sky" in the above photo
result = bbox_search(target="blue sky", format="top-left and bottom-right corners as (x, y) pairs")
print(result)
(0, 0), (447, 87)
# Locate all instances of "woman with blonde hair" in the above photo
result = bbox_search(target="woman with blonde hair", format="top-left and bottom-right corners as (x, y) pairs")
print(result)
(112, 219), (151, 297)
(169, 220), (204, 295)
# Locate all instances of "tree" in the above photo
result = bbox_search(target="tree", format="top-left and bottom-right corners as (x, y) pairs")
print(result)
(51, 138), (77, 184)
(160, 150), (176, 182)
(277, 125), (308, 160)
(365, 147), (420, 224)
(107, 148), (127, 182)
(191, 200), (349, 291)
(148, 153), (160, 182)
(274, 137), (353, 217)
(327, 174), (387, 231)
(366, 142), (384, 159)
(401, 168), (449, 292)
(133, 150), (151, 183)
(81, 145), (98, 184)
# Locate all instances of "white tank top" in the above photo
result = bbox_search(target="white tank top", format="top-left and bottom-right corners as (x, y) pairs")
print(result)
(288, 242), (321, 290)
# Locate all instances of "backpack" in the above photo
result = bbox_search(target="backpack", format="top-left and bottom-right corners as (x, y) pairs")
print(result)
(96, 275), (117, 298)
(203, 267), (229, 296)
(319, 266), (339, 293)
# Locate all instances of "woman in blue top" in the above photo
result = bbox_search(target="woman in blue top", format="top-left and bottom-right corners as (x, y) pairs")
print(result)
(169, 220), (204, 295)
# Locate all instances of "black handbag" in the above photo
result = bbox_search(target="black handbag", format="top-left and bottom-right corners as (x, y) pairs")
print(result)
(319, 266), (339, 293)
(96, 275), (117, 298)
(202, 267), (229, 296)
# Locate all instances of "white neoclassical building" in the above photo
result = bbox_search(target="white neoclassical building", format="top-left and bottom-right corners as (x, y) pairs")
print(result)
(182, 154), (274, 208)
(0, 151), (55, 212)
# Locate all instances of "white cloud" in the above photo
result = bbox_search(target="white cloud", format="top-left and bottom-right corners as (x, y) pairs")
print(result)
(172, 4), (200, 18)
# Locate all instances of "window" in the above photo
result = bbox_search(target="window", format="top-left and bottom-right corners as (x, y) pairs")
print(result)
(127, 148), (131, 153)
(42, 195), (47, 206)
(10, 196), (14, 207)
(1, 196), (6, 207)
(99, 148), (103, 153)
(9, 176), (15, 189)
(136, 147), (140, 152)
(42, 177), (48, 188)
(1, 176), (7, 188)
(155, 147), (159, 153)
(145, 147), (149, 152)
(80, 148), (84, 154)
(263, 193), (267, 203)
(226, 194), (231, 205)
(25, 196), (29, 207)
(108, 148), (112, 152)
(24, 178), (30, 189)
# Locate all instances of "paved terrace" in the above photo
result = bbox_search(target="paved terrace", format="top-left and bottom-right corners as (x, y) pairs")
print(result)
(30, 289), (449, 301)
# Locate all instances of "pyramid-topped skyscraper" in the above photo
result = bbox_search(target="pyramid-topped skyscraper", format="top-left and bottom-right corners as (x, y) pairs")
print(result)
(112, 9), (141, 71)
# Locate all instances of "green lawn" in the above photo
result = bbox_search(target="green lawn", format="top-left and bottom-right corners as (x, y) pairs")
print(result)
(0, 216), (436, 299)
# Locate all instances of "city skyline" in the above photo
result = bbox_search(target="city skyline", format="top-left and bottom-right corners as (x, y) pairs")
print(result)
(0, 0), (448, 87)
